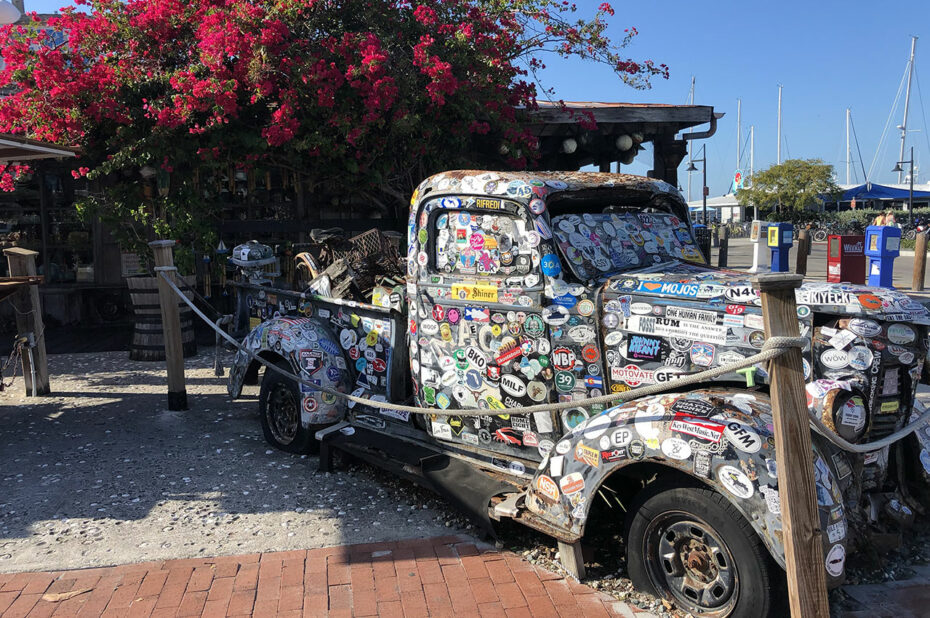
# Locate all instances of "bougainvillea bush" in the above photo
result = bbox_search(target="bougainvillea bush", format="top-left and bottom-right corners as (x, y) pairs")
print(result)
(0, 0), (666, 255)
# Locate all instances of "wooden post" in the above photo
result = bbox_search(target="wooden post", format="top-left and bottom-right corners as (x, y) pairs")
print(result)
(796, 228), (809, 276)
(717, 225), (729, 268)
(913, 231), (928, 291)
(557, 540), (586, 581)
(3, 247), (50, 395)
(752, 273), (829, 618)
(150, 240), (188, 411)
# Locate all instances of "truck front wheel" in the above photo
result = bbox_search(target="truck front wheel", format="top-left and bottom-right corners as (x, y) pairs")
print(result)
(624, 484), (784, 618)
(259, 362), (318, 454)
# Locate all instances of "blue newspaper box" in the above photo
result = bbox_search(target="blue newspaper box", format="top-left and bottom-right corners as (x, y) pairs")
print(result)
(767, 222), (794, 272)
(864, 225), (901, 288)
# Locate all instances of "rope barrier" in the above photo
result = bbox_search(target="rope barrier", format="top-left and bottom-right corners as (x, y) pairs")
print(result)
(159, 271), (930, 451)
(160, 271), (805, 416)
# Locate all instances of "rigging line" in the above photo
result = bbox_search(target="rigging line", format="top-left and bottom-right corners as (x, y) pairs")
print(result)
(868, 63), (910, 179)
(914, 69), (930, 177)
(849, 111), (868, 183)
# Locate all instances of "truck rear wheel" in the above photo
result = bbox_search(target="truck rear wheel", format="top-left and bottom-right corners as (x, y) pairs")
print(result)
(624, 484), (784, 618)
(259, 361), (318, 454)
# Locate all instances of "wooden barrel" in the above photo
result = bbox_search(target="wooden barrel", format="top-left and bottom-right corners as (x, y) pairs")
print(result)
(127, 275), (197, 361)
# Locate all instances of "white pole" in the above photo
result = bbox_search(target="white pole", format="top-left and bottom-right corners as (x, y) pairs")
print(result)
(846, 108), (851, 185)
(688, 75), (695, 202)
(750, 125), (756, 219)
(777, 85), (783, 165)
(737, 98), (742, 175)
(898, 36), (917, 184)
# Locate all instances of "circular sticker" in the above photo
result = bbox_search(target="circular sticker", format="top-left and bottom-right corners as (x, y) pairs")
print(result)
(560, 472), (585, 494)
(847, 346), (873, 370)
(577, 299), (595, 316)
(541, 253), (562, 277)
(723, 421), (762, 453)
(820, 349), (850, 369)
(848, 318), (880, 337)
(561, 407), (587, 429)
(542, 305), (570, 326)
(555, 440), (572, 455)
(825, 544), (846, 577)
(661, 437), (692, 460)
(529, 198), (546, 215)
(887, 323), (916, 344)
(717, 465), (754, 499)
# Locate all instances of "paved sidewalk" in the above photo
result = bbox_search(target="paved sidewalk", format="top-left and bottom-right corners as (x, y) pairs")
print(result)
(0, 535), (650, 617)
(837, 565), (930, 618)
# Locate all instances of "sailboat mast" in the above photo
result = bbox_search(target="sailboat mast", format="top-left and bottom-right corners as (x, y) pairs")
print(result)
(846, 108), (851, 185)
(777, 85), (783, 164)
(688, 75), (695, 201)
(736, 98), (741, 173)
(750, 126), (756, 220)
(898, 36), (918, 183)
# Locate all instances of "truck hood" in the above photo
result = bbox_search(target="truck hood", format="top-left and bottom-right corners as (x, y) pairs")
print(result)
(606, 261), (930, 325)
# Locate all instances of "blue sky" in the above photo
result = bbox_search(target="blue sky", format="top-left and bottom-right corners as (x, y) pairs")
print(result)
(22, 0), (930, 197)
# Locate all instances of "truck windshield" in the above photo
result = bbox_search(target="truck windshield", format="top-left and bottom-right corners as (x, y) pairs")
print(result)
(550, 212), (702, 281)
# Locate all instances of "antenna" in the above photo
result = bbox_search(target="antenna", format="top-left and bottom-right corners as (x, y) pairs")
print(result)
(736, 98), (741, 173)
(846, 108), (851, 185)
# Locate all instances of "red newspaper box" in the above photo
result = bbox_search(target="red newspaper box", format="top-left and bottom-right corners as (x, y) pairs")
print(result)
(827, 234), (865, 283)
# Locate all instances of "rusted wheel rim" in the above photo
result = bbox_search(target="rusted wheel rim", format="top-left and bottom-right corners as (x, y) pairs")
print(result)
(267, 382), (299, 445)
(642, 512), (738, 613)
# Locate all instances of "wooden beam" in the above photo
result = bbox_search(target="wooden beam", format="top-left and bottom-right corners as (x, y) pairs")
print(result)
(3, 247), (50, 396)
(752, 273), (830, 618)
(150, 240), (188, 411)
(913, 231), (928, 291)
(528, 105), (715, 126)
(557, 540), (586, 581)
(796, 228), (809, 276)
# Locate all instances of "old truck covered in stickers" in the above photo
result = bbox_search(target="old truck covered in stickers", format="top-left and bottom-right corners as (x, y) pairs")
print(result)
(228, 170), (930, 617)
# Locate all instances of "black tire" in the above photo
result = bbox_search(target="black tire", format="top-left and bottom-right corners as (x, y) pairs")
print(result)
(259, 361), (319, 454)
(813, 229), (828, 243)
(624, 484), (784, 618)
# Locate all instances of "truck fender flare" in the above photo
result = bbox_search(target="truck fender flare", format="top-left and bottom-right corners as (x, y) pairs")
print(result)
(524, 390), (848, 584)
(226, 316), (350, 426)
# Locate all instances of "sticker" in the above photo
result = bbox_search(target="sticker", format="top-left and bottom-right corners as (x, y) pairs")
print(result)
(541, 253), (562, 277)
(536, 475), (560, 502)
(661, 437), (692, 460)
(820, 349), (849, 369)
(838, 397), (866, 431)
(848, 318), (880, 337)
(827, 520), (846, 543)
(559, 472), (585, 494)
(829, 329), (857, 350)
(552, 347), (577, 371)
(611, 364), (655, 387)
(689, 342), (715, 367)
(611, 427), (635, 447)
(887, 324), (916, 344)
(542, 305), (570, 326)
(723, 421), (762, 453)
(627, 335), (662, 360)
(692, 450), (711, 478)
(577, 299), (595, 316)
(825, 544), (845, 577)
(847, 346), (874, 370)
(626, 315), (727, 345)
(562, 408), (588, 430)
(574, 443), (600, 468)
(759, 485), (781, 514)
(717, 465), (754, 499)
(451, 283), (499, 303)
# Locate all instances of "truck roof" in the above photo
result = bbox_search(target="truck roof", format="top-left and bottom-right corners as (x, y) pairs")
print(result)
(413, 170), (683, 204)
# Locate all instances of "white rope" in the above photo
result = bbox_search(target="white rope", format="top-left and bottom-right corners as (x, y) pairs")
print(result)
(162, 272), (930, 452)
(160, 271), (806, 416)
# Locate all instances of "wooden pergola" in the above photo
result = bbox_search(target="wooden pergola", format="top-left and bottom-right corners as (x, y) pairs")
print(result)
(1, 133), (77, 396)
(526, 101), (721, 187)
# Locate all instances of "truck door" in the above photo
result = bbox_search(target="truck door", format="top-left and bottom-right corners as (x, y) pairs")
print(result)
(410, 195), (561, 466)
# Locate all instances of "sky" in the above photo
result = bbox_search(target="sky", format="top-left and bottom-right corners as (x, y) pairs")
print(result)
(20, 0), (930, 198)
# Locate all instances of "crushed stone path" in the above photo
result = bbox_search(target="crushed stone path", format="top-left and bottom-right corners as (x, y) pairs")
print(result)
(0, 534), (658, 617)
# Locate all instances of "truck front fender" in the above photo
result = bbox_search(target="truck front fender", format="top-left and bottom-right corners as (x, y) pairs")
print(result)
(227, 316), (350, 425)
(525, 389), (848, 585)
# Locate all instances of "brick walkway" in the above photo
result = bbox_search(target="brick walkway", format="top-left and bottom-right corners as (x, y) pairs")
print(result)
(0, 535), (647, 617)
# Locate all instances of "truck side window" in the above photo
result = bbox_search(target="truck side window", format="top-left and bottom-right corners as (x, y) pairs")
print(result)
(432, 209), (538, 277)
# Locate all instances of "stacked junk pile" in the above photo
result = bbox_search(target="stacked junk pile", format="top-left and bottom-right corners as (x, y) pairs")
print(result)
(228, 228), (406, 336)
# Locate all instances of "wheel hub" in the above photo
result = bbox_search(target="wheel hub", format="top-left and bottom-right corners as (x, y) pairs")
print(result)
(644, 513), (738, 613)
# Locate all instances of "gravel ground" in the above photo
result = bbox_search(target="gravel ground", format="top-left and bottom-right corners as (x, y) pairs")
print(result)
(0, 350), (472, 573)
